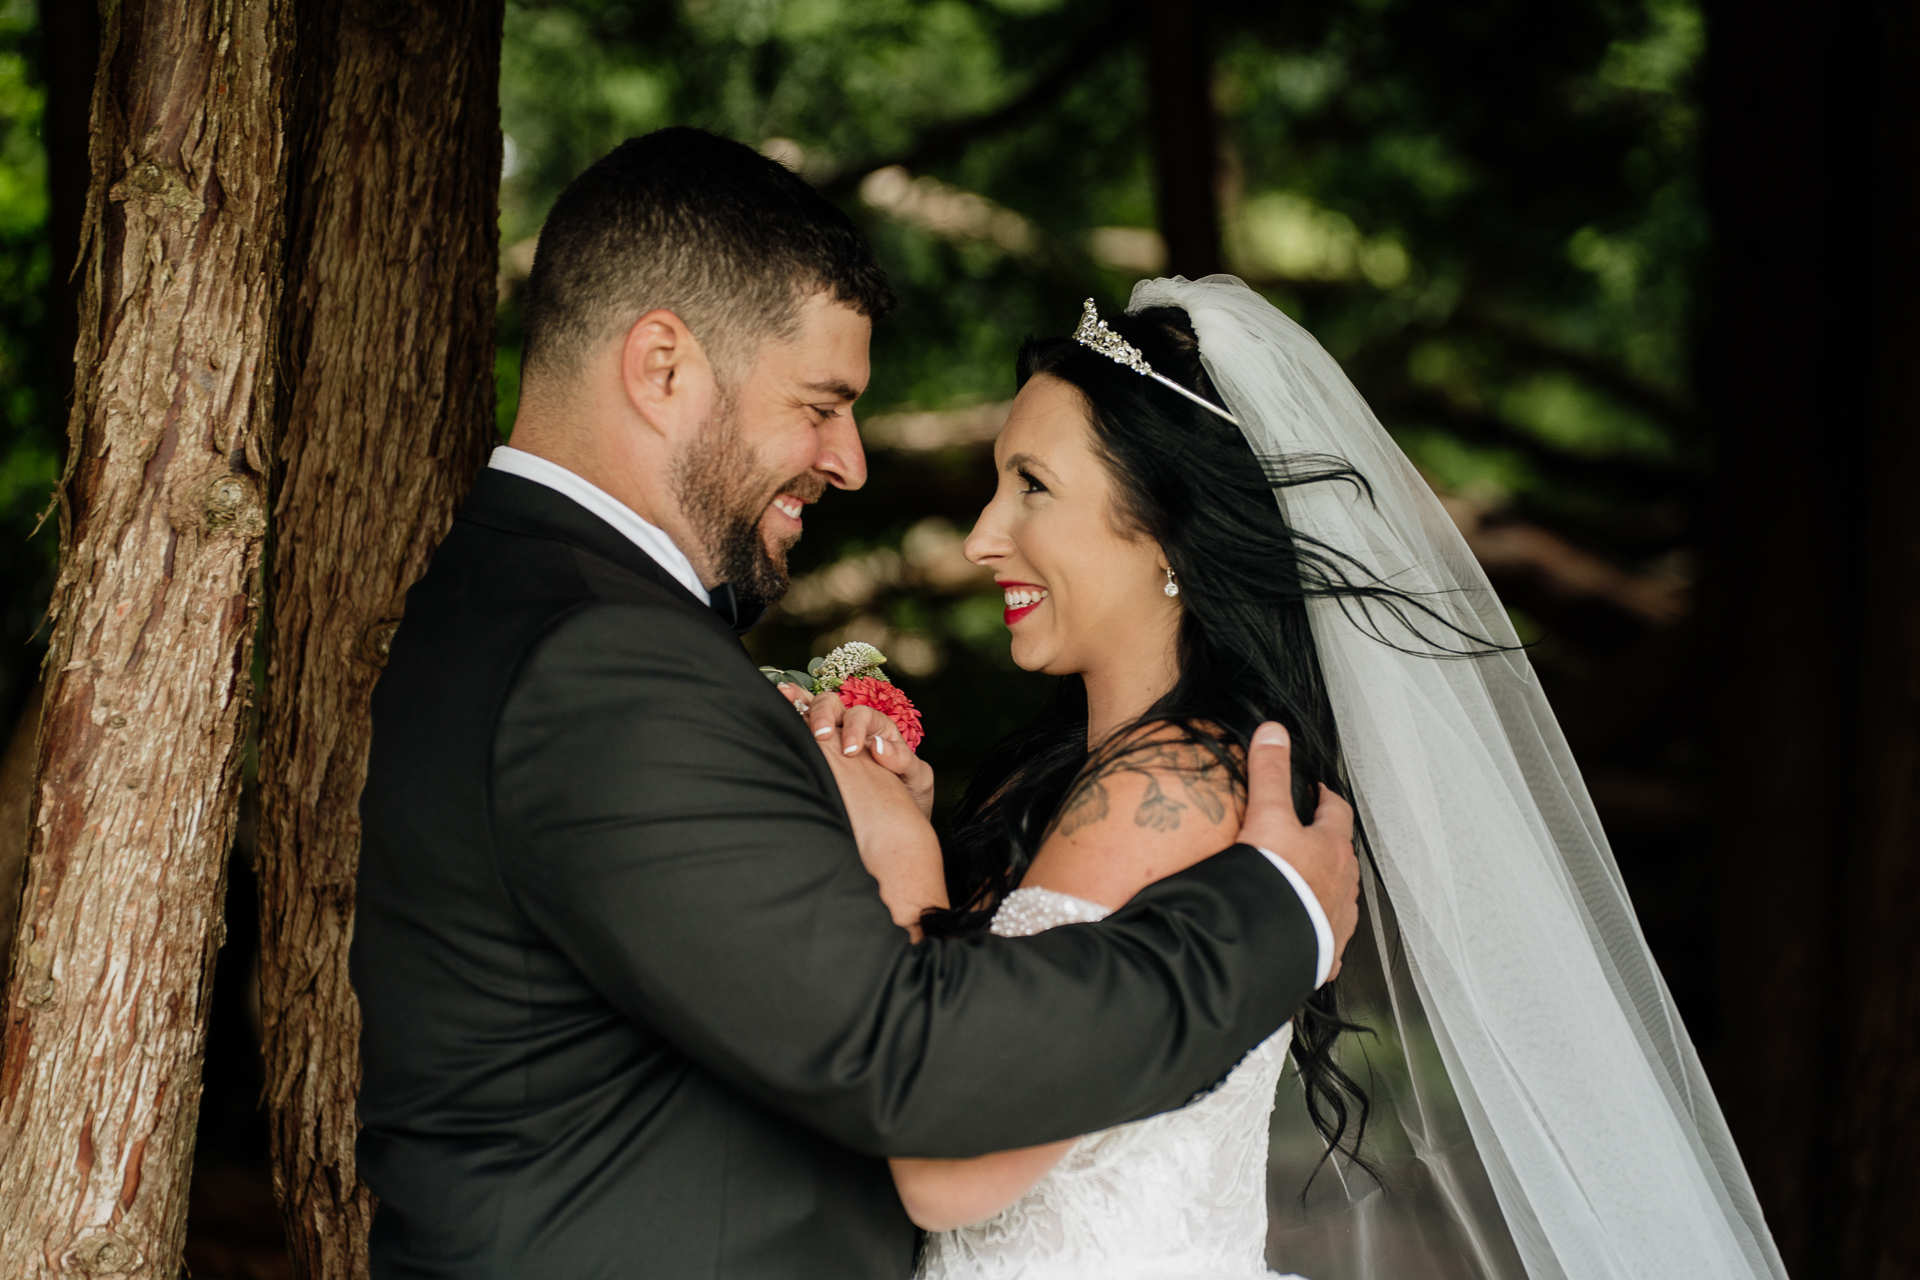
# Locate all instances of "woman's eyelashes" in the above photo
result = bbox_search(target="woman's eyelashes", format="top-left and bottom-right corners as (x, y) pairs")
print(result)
(1015, 468), (1049, 496)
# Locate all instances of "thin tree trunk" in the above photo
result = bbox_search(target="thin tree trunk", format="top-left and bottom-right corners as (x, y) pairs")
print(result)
(0, 0), (288, 1274)
(255, 1), (501, 1274)
(1144, 3), (1222, 279)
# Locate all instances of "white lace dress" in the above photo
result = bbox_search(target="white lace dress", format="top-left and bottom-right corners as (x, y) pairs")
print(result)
(917, 887), (1305, 1280)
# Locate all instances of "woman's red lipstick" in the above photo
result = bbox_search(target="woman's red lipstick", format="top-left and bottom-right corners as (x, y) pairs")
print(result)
(999, 581), (1047, 627)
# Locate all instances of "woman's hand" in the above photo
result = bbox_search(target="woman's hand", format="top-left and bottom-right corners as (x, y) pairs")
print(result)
(776, 683), (935, 818)
(779, 684), (946, 937)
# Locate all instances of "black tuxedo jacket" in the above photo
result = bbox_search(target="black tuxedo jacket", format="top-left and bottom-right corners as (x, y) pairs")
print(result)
(352, 469), (1320, 1279)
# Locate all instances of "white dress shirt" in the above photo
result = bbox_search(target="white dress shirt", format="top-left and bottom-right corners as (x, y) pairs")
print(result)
(488, 445), (1334, 986)
(489, 446), (709, 605)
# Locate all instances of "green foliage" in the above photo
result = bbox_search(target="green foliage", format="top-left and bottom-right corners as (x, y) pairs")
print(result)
(494, 0), (1707, 807)
(0, 0), (56, 720)
(0, 0), (1708, 764)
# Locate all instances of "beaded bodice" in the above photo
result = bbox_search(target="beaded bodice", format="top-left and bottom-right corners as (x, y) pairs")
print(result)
(916, 887), (1294, 1280)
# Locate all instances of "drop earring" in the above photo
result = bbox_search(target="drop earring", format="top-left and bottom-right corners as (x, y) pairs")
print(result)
(1163, 567), (1180, 598)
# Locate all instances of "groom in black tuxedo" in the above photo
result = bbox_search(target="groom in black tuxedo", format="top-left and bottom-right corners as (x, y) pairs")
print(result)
(352, 127), (1357, 1279)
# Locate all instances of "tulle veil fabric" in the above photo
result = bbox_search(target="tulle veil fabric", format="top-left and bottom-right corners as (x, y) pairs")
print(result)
(1126, 277), (1787, 1280)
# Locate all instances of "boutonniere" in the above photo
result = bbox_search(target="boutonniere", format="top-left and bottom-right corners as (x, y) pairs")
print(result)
(761, 641), (925, 751)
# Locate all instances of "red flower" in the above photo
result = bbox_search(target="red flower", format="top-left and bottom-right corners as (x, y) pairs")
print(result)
(836, 676), (925, 752)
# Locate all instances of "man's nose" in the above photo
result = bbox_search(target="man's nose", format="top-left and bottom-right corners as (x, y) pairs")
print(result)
(817, 414), (867, 490)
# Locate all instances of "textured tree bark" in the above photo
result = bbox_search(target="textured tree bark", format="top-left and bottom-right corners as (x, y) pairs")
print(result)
(1144, 3), (1222, 280)
(255, 2), (501, 1274)
(0, 0), (288, 1275)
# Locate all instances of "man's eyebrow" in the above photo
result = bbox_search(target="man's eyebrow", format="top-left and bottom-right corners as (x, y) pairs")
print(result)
(802, 379), (862, 402)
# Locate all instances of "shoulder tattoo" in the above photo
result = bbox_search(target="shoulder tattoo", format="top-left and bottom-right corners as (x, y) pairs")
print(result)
(1053, 738), (1239, 837)
(1054, 773), (1111, 837)
(1135, 776), (1186, 831)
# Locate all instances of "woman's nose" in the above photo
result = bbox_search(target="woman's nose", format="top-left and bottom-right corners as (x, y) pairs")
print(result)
(963, 508), (1009, 565)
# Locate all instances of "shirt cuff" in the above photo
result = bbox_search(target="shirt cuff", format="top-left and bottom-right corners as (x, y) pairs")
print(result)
(1252, 846), (1334, 988)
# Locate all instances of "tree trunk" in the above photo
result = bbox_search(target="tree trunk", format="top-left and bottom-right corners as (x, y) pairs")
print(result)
(1701, 0), (1920, 1273)
(1698, 0), (1846, 1240)
(1827, 2), (1920, 1269)
(0, 0), (288, 1274)
(255, 1), (501, 1274)
(1144, 3), (1222, 279)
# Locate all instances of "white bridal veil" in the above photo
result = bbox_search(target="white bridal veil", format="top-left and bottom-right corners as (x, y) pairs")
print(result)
(1126, 277), (1787, 1280)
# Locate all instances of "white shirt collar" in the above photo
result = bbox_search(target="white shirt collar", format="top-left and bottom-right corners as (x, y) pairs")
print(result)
(488, 446), (710, 605)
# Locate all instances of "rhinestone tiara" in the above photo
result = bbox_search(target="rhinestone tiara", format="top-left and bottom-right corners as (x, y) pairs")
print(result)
(1071, 298), (1240, 426)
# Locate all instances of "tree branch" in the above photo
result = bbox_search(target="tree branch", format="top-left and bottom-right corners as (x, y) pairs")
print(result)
(1450, 308), (1698, 437)
(1442, 494), (1691, 630)
(818, 10), (1133, 200)
(1376, 388), (1701, 500)
(1238, 272), (1695, 434)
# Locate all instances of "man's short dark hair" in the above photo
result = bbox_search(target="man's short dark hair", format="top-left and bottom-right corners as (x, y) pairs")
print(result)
(520, 128), (895, 386)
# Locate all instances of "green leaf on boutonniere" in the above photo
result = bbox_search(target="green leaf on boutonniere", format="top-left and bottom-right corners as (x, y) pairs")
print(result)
(807, 656), (825, 677)
(782, 669), (815, 690)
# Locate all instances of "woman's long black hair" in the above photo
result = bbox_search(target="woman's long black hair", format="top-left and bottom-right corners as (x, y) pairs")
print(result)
(919, 304), (1430, 1178)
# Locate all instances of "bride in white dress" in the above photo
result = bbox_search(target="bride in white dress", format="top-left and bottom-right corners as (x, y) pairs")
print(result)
(919, 885), (1302, 1280)
(797, 278), (1788, 1280)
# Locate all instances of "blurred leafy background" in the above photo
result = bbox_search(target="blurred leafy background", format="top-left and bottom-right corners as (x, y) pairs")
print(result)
(0, 0), (1715, 858)
(0, 0), (1764, 1272)
(0, 0), (55, 728)
(487, 0), (1713, 848)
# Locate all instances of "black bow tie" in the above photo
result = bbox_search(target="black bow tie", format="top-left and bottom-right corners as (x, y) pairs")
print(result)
(708, 583), (766, 635)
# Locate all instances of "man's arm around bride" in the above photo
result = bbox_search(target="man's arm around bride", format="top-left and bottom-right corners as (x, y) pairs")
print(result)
(798, 688), (1355, 1232)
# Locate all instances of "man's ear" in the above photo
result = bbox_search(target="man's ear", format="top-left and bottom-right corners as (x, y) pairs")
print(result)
(619, 309), (716, 442)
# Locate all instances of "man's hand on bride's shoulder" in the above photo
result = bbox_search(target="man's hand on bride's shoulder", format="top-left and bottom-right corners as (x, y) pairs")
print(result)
(1239, 722), (1359, 981)
(776, 684), (936, 818)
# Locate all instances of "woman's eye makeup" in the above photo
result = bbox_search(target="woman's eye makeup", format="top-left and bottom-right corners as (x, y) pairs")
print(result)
(1016, 468), (1049, 495)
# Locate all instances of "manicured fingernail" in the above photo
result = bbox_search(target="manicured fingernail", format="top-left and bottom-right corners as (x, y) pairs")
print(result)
(815, 726), (833, 738)
(1253, 723), (1289, 748)
(873, 736), (887, 756)
(843, 742), (860, 755)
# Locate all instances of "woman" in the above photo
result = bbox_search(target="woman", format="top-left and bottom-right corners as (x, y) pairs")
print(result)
(794, 277), (1787, 1280)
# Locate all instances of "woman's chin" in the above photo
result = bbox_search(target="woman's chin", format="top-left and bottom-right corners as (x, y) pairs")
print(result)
(1008, 636), (1076, 678)
(1007, 635), (1048, 673)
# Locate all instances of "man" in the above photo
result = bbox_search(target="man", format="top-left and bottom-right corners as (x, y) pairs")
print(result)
(352, 127), (1358, 1278)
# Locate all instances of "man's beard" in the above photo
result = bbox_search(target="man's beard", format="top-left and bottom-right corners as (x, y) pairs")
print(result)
(670, 400), (820, 612)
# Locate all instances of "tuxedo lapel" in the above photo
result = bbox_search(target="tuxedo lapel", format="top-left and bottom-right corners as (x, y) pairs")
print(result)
(456, 468), (711, 616)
